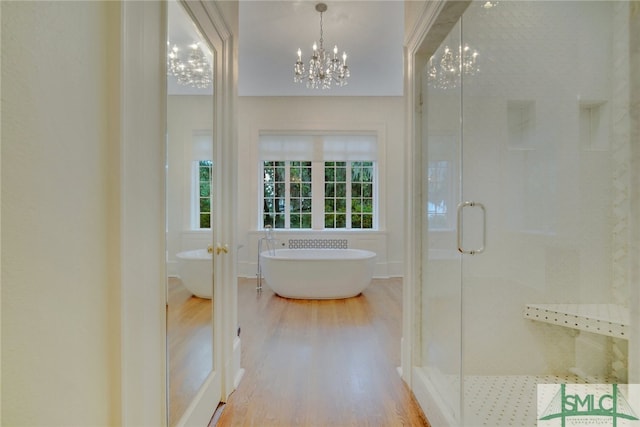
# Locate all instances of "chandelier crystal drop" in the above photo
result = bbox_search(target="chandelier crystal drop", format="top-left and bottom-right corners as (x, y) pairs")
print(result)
(294, 3), (350, 90)
(167, 42), (213, 89)
(427, 43), (479, 90)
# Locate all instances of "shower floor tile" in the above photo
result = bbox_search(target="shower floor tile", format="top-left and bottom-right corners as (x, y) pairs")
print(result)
(463, 374), (613, 426)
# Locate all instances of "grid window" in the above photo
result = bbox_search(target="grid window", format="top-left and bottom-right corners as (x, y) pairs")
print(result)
(324, 162), (347, 228)
(350, 161), (374, 229)
(262, 161), (286, 229)
(324, 161), (374, 230)
(198, 160), (213, 229)
(259, 133), (378, 231)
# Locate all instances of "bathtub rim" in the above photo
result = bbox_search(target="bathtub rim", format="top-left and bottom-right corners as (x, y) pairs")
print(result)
(176, 248), (212, 261)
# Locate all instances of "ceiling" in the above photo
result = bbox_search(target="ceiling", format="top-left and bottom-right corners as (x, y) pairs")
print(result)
(167, 0), (405, 97)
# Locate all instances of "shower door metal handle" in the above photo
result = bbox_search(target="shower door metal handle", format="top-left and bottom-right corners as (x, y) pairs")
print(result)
(457, 201), (486, 255)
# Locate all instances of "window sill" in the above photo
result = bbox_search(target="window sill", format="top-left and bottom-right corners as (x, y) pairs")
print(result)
(252, 229), (387, 234)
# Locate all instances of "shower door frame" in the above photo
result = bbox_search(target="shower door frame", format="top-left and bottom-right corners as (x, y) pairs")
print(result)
(403, 2), (470, 425)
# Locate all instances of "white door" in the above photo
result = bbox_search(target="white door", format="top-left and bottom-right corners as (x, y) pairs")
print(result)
(166, 1), (235, 426)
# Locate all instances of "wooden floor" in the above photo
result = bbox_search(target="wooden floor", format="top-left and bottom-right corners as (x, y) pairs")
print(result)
(168, 277), (213, 426)
(214, 277), (429, 427)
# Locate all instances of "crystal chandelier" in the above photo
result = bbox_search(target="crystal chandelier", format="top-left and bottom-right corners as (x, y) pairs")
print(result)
(428, 44), (479, 90)
(167, 42), (212, 89)
(294, 3), (350, 90)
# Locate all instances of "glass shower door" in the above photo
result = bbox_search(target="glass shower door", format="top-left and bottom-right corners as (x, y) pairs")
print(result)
(418, 19), (464, 425)
(415, 1), (638, 426)
(459, 1), (636, 425)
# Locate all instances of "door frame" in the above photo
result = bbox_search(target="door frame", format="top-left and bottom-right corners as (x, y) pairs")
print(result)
(402, 1), (470, 424)
(119, 1), (239, 426)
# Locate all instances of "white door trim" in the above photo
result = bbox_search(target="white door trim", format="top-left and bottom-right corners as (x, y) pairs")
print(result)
(120, 1), (167, 425)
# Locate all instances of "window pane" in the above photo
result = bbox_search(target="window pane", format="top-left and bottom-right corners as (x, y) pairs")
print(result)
(264, 182), (274, 197)
(336, 214), (346, 228)
(263, 199), (274, 213)
(301, 198), (312, 212)
(301, 214), (311, 228)
(325, 214), (335, 228)
(200, 198), (210, 213)
(336, 198), (346, 212)
(291, 183), (300, 197)
(362, 183), (372, 198)
(352, 214), (362, 228)
(200, 166), (210, 181)
(200, 214), (210, 229)
(301, 166), (311, 182)
(325, 198), (335, 211)
(336, 183), (346, 197)
(325, 167), (335, 181)
(336, 166), (346, 182)
(325, 183), (335, 197)
(274, 214), (285, 228)
(352, 183), (362, 197)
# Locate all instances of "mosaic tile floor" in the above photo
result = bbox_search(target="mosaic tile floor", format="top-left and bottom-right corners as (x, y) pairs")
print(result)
(463, 374), (613, 426)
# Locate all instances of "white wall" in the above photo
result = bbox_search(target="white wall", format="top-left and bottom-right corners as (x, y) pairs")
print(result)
(235, 96), (406, 278)
(1, 2), (121, 425)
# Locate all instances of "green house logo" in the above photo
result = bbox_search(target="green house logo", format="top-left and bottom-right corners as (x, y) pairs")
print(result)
(538, 384), (639, 426)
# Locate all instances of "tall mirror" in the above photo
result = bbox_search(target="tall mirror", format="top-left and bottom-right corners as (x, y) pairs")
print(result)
(166, 1), (215, 425)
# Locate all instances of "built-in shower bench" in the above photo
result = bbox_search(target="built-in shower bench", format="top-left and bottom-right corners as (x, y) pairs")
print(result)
(523, 303), (629, 340)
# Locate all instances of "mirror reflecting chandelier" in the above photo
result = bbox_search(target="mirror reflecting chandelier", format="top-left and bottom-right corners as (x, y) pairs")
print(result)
(167, 42), (213, 89)
(428, 44), (479, 90)
(294, 3), (350, 89)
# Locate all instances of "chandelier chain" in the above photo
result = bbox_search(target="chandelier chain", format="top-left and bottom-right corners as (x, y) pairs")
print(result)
(319, 11), (324, 49)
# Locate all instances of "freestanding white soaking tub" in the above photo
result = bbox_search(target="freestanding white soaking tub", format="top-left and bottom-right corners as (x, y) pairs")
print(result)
(176, 249), (212, 299)
(259, 248), (376, 299)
